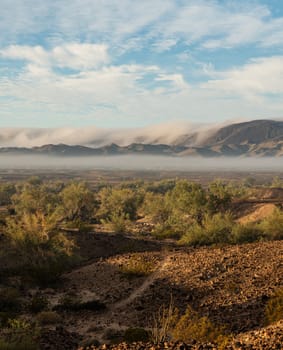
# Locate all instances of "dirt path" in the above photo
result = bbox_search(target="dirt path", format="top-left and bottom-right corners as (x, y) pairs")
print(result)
(75, 254), (172, 343)
(113, 255), (171, 310)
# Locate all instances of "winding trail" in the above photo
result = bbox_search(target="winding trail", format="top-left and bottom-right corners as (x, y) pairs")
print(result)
(112, 254), (172, 310)
(76, 253), (173, 343)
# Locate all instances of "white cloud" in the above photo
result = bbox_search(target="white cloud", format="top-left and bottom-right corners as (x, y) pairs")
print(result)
(1, 47), (283, 127)
(203, 56), (283, 96)
(1, 1), (283, 51)
(0, 43), (109, 70)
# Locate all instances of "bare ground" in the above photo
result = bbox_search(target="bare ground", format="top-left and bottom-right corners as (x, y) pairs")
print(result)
(37, 238), (283, 345)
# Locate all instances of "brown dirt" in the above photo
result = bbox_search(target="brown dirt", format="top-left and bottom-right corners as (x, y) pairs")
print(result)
(237, 203), (277, 224)
(38, 239), (283, 346)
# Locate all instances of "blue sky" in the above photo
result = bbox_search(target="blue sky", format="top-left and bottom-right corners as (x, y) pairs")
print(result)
(1, 0), (283, 129)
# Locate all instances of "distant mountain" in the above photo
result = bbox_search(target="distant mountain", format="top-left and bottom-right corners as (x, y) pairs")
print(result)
(0, 120), (282, 157)
(200, 120), (283, 146)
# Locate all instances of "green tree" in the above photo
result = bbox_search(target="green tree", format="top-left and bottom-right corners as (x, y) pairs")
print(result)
(98, 187), (142, 221)
(59, 182), (95, 222)
(0, 183), (16, 206)
(207, 180), (232, 214)
(5, 211), (74, 283)
(12, 181), (59, 216)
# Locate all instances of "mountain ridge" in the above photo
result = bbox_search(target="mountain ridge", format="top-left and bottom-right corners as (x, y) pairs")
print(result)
(0, 120), (283, 157)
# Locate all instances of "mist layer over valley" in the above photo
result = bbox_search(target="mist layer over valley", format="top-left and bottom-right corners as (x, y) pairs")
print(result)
(0, 154), (283, 172)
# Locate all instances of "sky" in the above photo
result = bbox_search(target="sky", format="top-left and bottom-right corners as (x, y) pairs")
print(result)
(1, 0), (283, 129)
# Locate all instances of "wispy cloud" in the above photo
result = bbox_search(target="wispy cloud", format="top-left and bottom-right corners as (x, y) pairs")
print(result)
(1, 44), (110, 70)
(1, 1), (283, 127)
(203, 56), (283, 97)
(1, 1), (283, 51)
(1, 46), (282, 127)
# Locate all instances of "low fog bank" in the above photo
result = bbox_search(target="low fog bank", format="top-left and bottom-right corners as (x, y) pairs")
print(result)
(0, 155), (282, 172)
(0, 121), (225, 148)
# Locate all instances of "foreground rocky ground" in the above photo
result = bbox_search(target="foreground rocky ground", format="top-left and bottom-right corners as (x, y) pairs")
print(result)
(39, 320), (283, 350)
(32, 237), (283, 349)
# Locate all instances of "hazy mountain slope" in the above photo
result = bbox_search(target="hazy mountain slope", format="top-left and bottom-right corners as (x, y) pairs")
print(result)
(201, 119), (283, 146)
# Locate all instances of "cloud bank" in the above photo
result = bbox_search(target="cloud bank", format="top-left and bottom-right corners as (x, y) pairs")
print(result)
(0, 121), (224, 148)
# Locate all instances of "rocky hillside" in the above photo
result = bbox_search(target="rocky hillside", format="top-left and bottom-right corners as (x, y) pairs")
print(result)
(201, 120), (283, 146)
(30, 238), (282, 348)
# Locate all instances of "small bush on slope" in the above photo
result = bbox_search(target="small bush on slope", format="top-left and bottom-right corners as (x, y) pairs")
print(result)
(119, 255), (155, 278)
(4, 211), (75, 285)
(0, 319), (39, 350)
(172, 305), (231, 348)
(259, 207), (283, 240)
(265, 288), (283, 325)
(179, 213), (233, 246)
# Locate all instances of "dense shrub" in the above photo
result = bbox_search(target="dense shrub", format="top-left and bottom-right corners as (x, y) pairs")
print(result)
(265, 288), (283, 324)
(172, 306), (230, 347)
(119, 255), (155, 278)
(179, 213), (233, 246)
(101, 212), (132, 234)
(207, 181), (232, 214)
(0, 319), (39, 350)
(59, 182), (95, 222)
(98, 187), (142, 221)
(230, 223), (262, 244)
(0, 339), (38, 350)
(4, 212), (75, 285)
(259, 208), (283, 240)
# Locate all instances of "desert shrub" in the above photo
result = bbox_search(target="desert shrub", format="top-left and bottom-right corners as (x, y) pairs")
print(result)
(36, 311), (62, 325)
(168, 181), (207, 221)
(98, 187), (142, 221)
(144, 179), (176, 194)
(124, 328), (150, 342)
(265, 288), (283, 324)
(179, 213), (233, 246)
(271, 176), (283, 188)
(4, 212), (75, 285)
(0, 288), (22, 313)
(0, 339), (38, 350)
(259, 208), (283, 240)
(101, 212), (132, 234)
(150, 298), (178, 343)
(0, 184), (16, 206)
(207, 180), (232, 214)
(62, 220), (92, 233)
(172, 306), (229, 345)
(26, 255), (76, 287)
(151, 222), (181, 240)
(120, 255), (155, 278)
(59, 182), (95, 222)
(12, 181), (59, 217)
(0, 313), (16, 327)
(141, 192), (170, 224)
(28, 294), (49, 314)
(104, 328), (124, 344)
(230, 223), (262, 244)
(0, 319), (39, 350)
